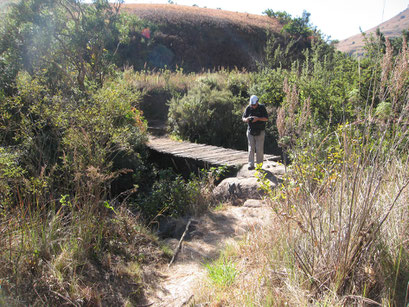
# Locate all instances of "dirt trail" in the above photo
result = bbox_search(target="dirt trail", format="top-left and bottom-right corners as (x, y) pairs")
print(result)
(144, 199), (274, 306)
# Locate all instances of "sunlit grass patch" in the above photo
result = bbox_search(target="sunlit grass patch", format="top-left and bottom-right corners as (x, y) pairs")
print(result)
(205, 257), (238, 288)
(195, 224), (299, 306)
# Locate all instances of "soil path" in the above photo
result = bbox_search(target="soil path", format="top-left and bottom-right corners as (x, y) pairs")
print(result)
(144, 199), (274, 306)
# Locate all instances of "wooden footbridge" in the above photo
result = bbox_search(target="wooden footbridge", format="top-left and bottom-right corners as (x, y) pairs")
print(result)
(147, 136), (280, 172)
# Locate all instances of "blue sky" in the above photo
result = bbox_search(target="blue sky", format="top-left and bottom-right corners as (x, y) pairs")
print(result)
(123, 0), (409, 40)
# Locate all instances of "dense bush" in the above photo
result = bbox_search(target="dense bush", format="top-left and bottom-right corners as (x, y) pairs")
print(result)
(0, 71), (147, 207)
(167, 72), (285, 154)
(135, 167), (217, 221)
(0, 2), (178, 303)
(0, 67), (161, 305)
(168, 75), (248, 149)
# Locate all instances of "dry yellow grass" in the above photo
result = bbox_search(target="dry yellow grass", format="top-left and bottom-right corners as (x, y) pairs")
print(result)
(122, 3), (281, 31)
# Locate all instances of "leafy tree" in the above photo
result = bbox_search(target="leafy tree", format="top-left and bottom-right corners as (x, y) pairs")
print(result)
(263, 10), (323, 70)
(263, 9), (292, 25)
(0, 0), (136, 93)
(283, 10), (314, 37)
(264, 9), (314, 38)
(0, 1), (152, 207)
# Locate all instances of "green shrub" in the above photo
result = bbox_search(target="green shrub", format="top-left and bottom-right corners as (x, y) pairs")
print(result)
(0, 71), (148, 208)
(168, 72), (283, 154)
(0, 71), (158, 305)
(135, 168), (214, 221)
(168, 76), (247, 149)
(0, 147), (26, 209)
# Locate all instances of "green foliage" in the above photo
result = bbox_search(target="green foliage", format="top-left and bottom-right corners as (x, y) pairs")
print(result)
(135, 168), (213, 221)
(138, 169), (192, 219)
(282, 10), (314, 37)
(251, 67), (287, 106)
(0, 70), (147, 208)
(363, 28), (409, 59)
(0, 0), (139, 92)
(263, 9), (319, 71)
(0, 147), (26, 208)
(167, 72), (283, 153)
(257, 37), (409, 304)
(0, 66), (153, 304)
(375, 101), (392, 121)
(205, 257), (238, 287)
(264, 39), (366, 152)
(263, 9), (315, 38)
(263, 9), (292, 25)
(168, 75), (248, 149)
(264, 32), (305, 69)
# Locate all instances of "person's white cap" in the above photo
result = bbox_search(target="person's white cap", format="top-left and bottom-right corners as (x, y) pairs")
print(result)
(250, 95), (259, 105)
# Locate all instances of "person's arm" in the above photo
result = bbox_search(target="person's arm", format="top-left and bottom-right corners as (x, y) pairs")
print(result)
(251, 116), (268, 122)
(251, 105), (268, 122)
(242, 107), (251, 123)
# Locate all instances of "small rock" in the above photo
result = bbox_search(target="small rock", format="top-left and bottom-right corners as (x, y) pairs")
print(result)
(243, 199), (264, 208)
(157, 217), (198, 239)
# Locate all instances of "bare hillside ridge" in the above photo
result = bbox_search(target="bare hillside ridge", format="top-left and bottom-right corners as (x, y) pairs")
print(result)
(337, 7), (409, 56)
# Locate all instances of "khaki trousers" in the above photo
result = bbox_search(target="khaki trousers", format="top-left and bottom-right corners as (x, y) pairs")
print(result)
(247, 130), (265, 167)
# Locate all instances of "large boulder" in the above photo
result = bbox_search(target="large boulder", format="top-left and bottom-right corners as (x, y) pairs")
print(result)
(212, 161), (284, 201)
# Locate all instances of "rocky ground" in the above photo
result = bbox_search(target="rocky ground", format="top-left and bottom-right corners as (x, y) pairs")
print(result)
(143, 161), (285, 306)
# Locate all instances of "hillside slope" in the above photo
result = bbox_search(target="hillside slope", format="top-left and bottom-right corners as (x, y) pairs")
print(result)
(337, 7), (409, 56)
(0, 2), (281, 71)
(121, 4), (282, 71)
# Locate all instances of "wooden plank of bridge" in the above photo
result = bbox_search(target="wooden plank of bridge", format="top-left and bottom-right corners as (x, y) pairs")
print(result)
(147, 136), (280, 168)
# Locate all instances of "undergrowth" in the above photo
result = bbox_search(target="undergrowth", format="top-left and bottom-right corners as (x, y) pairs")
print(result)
(0, 201), (167, 306)
(193, 36), (409, 307)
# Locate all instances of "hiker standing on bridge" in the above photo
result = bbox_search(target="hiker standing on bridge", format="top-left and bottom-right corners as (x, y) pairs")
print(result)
(242, 95), (268, 170)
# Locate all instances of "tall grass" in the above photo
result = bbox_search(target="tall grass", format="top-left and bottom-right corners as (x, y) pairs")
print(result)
(0, 195), (164, 305)
(265, 37), (409, 305)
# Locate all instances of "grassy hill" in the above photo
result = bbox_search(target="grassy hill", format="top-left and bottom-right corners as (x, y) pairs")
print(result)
(336, 7), (409, 56)
(0, 2), (282, 71)
(121, 4), (282, 71)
